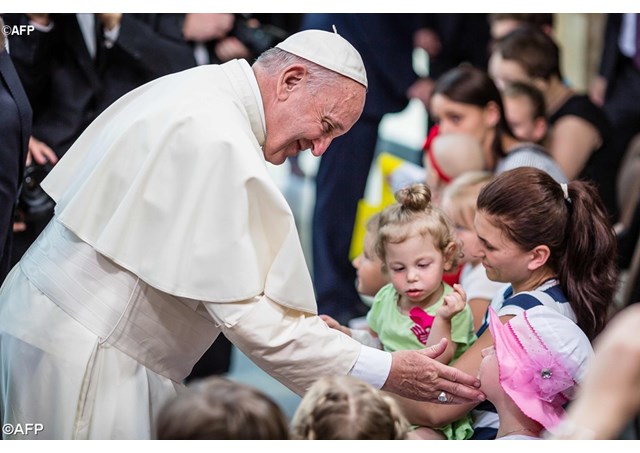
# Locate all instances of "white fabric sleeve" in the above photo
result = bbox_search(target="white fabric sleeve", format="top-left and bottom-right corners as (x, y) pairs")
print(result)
(350, 345), (392, 390)
(205, 295), (393, 395)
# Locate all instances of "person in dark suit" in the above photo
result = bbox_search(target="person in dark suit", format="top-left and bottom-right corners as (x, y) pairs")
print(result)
(0, 17), (32, 284)
(590, 13), (640, 223)
(301, 14), (425, 325)
(419, 14), (491, 81)
(2, 13), (196, 264)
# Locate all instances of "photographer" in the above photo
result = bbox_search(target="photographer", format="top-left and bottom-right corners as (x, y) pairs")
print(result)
(0, 16), (32, 284)
(3, 13), (195, 264)
(182, 13), (294, 66)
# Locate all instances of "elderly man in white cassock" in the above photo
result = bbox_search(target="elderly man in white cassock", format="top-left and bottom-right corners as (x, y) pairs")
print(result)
(0, 29), (485, 439)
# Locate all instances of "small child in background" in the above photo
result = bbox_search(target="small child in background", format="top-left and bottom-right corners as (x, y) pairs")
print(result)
(502, 81), (548, 144)
(422, 131), (488, 287)
(351, 212), (388, 304)
(156, 376), (289, 440)
(440, 171), (505, 332)
(289, 375), (410, 440)
(322, 183), (476, 440)
(480, 306), (593, 439)
(423, 132), (487, 206)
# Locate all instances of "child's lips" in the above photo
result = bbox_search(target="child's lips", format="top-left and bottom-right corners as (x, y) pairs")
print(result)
(406, 289), (423, 298)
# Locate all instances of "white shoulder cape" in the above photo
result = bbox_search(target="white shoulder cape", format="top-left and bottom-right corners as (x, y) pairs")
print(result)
(41, 60), (317, 314)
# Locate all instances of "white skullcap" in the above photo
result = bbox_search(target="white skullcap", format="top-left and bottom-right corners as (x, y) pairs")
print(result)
(275, 29), (368, 88)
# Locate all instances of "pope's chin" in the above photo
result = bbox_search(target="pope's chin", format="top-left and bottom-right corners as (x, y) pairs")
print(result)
(264, 144), (300, 165)
(263, 149), (287, 165)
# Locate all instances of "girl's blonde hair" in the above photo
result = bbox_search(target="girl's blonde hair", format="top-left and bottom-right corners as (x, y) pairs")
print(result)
(290, 375), (410, 440)
(375, 183), (459, 271)
(441, 171), (494, 230)
(365, 211), (381, 235)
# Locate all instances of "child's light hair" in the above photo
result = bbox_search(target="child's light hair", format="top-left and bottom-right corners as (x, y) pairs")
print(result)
(365, 212), (381, 235)
(441, 171), (494, 230)
(375, 183), (459, 271)
(290, 375), (410, 440)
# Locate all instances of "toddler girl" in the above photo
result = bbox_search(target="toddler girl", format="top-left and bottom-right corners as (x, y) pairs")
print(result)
(323, 183), (476, 439)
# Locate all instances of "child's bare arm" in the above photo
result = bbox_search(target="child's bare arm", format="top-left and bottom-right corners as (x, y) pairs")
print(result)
(426, 284), (467, 363)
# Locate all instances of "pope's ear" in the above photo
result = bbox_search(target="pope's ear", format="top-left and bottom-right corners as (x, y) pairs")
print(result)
(277, 64), (306, 100)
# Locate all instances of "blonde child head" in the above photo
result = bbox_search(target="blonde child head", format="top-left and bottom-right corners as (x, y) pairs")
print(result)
(424, 133), (486, 205)
(375, 183), (459, 273)
(290, 375), (410, 440)
(440, 171), (494, 265)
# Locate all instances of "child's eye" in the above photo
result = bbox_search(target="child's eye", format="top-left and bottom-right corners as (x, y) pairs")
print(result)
(391, 267), (404, 273)
(418, 263), (430, 268)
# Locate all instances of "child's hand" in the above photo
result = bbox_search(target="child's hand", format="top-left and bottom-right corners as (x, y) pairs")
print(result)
(320, 314), (352, 336)
(438, 283), (467, 320)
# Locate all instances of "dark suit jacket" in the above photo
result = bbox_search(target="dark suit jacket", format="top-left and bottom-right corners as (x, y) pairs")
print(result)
(3, 13), (195, 157)
(597, 13), (640, 99)
(419, 13), (491, 79)
(0, 50), (32, 283)
(598, 14), (625, 86)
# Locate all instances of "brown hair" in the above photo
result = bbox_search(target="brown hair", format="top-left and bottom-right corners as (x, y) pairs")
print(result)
(433, 65), (514, 159)
(441, 171), (494, 231)
(488, 13), (554, 30)
(290, 375), (410, 440)
(477, 167), (617, 340)
(156, 377), (289, 440)
(375, 183), (459, 272)
(494, 27), (562, 81)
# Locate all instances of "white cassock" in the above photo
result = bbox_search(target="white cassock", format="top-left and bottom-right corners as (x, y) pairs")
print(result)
(0, 60), (390, 439)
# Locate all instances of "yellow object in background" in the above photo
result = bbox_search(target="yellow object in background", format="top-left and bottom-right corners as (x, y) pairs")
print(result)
(349, 152), (424, 261)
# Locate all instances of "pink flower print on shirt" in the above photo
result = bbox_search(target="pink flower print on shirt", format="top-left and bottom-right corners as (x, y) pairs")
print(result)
(409, 307), (436, 345)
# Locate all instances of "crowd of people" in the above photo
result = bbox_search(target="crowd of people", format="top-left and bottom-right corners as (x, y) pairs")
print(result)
(0, 13), (639, 441)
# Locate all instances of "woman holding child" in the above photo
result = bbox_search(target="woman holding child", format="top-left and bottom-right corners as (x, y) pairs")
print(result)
(388, 167), (617, 438)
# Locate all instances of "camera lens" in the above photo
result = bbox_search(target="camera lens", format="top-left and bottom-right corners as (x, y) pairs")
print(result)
(19, 163), (55, 222)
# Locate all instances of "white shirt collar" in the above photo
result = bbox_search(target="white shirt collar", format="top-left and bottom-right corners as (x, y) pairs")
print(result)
(239, 59), (266, 133)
